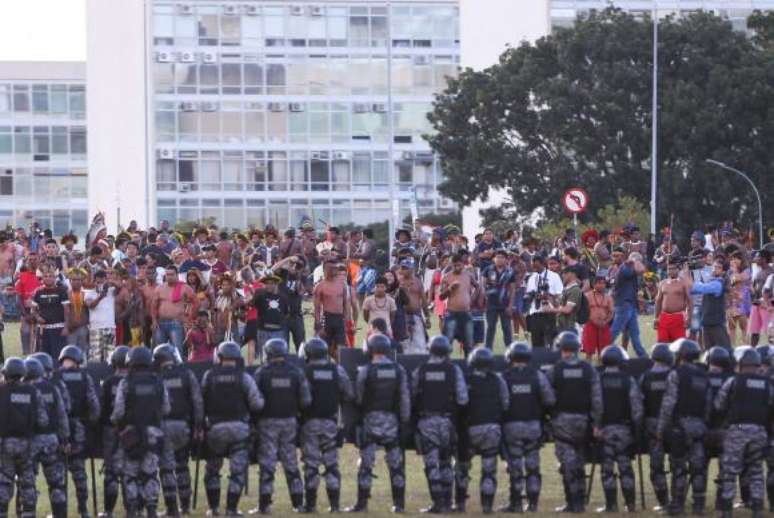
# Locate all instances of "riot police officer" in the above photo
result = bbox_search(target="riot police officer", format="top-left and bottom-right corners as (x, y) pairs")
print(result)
(704, 346), (732, 510)
(99, 345), (130, 518)
(640, 342), (673, 510)
(300, 337), (354, 513)
(25, 356), (70, 518)
(111, 346), (170, 518)
(754, 344), (774, 511)
(56, 344), (101, 518)
(596, 345), (643, 513)
(656, 338), (711, 516)
(0, 358), (48, 517)
(201, 341), (264, 516)
(31, 351), (70, 413)
(455, 346), (509, 514)
(252, 338), (311, 514)
(347, 334), (411, 513)
(411, 335), (468, 514)
(154, 343), (204, 517)
(546, 331), (602, 514)
(715, 346), (773, 518)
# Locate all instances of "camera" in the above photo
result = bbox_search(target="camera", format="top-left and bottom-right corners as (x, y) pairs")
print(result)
(678, 253), (704, 271)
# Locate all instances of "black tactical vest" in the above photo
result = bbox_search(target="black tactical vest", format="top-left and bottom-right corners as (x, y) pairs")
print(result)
(259, 361), (300, 419)
(700, 281), (726, 326)
(601, 370), (631, 425)
(675, 364), (708, 419)
(0, 382), (37, 438)
(125, 371), (164, 429)
(33, 378), (59, 435)
(503, 366), (542, 422)
(304, 363), (340, 420)
(100, 374), (124, 426)
(363, 362), (400, 414)
(204, 366), (248, 424)
(553, 361), (593, 414)
(58, 368), (88, 419)
(727, 373), (771, 426)
(161, 365), (193, 421)
(417, 361), (456, 416)
(467, 372), (502, 426)
(707, 371), (732, 428)
(641, 369), (670, 419)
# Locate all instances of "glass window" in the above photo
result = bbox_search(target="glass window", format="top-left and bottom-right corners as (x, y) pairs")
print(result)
(32, 86), (49, 113)
(223, 160), (242, 189)
(308, 16), (326, 39)
(199, 160), (220, 190)
(13, 86), (30, 112)
(349, 16), (369, 46)
(310, 159), (329, 191)
(222, 111), (242, 143)
(371, 56), (388, 95)
(156, 160), (176, 183)
(328, 57), (347, 94)
(266, 64), (286, 94)
(14, 127), (31, 154)
(33, 129), (50, 155)
(199, 14), (220, 43)
(155, 63), (176, 94)
(287, 13), (308, 39)
(290, 159), (308, 191)
(71, 174), (88, 198)
(154, 13), (174, 38)
(371, 16), (388, 46)
(155, 110), (176, 141)
(328, 15), (347, 43)
(178, 160), (197, 183)
(245, 110), (265, 143)
(289, 111), (307, 136)
(199, 64), (219, 94)
(70, 127), (87, 155)
(242, 17), (262, 47)
(14, 174), (31, 198)
(221, 15), (241, 45)
(266, 112), (287, 143)
(265, 14), (285, 38)
(222, 63), (242, 93)
(69, 86), (85, 114)
(0, 176), (12, 196)
(373, 159), (388, 185)
(267, 152), (287, 191)
(244, 63), (263, 93)
(0, 133), (10, 154)
(33, 172), (51, 199)
(178, 111), (199, 140)
(51, 173), (69, 199)
(350, 57), (371, 94)
(52, 127), (68, 154)
(286, 58), (306, 95)
(50, 85), (67, 114)
(0, 85), (10, 113)
(307, 57), (327, 94)
(414, 63), (433, 92)
(332, 159), (350, 190)
(200, 112), (219, 142)
(392, 56), (413, 94)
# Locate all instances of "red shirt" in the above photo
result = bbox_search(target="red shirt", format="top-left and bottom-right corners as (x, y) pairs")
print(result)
(188, 327), (215, 363)
(15, 271), (40, 303)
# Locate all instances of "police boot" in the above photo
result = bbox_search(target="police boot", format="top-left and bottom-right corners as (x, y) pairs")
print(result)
(102, 491), (118, 517)
(496, 488), (523, 513)
(163, 496), (180, 518)
(735, 484), (750, 509)
(391, 486), (405, 513)
(526, 493), (539, 512)
(251, 494), (272, 515)
(480, 492), (495, 514)
(179, 496), (191, 516)
(767, 485), (774, 512)
(78, 499), (91, 518)
(147, 505), (159, 518)
(452, 486), (467, 513)
(50, 502), (68, 518)
(290, 492), (305, 513)
(623, 488), (636, 513)
(572, 490), (586, 514)
(327, 489), (340, 513)
(691, 496), (705, 516)
(344, 487), (369, 513)
(302, 489), (317, 513)
(654, 489), (669, 512)
(226, 491), (242, 517)
(554, 478), (573, 512)
(750, 499), (763, 518)
(420, 490), (444, 514)
(596, 488), (618, 513)
(206, 488), (221, 516)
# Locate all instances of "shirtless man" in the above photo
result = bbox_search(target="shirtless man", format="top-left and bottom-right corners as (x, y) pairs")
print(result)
(398, 258), (430, 353)
(440, 253), (476, 355)
(115, 272), (146, 346)
(0, 231), (18, 287)
(654, 261), (692, 342)
(139, 264), (159, 346)
(153, 265), (195, 355)
(313, 260), (352, 358)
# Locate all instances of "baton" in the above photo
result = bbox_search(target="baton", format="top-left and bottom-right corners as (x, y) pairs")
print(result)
(91, 456), (98, 517)
(638, 452), (646, 510)
(193, 438), (202, 510)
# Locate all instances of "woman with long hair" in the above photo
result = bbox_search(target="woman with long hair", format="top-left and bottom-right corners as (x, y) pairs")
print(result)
(726, 252), (751, 346)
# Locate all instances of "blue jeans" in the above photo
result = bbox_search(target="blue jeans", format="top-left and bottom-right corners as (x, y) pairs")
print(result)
(443, 310), (474, 355)
(610, 302), (646, 357)
(155, 319), (185, 356)
(485, 307), (512, 350)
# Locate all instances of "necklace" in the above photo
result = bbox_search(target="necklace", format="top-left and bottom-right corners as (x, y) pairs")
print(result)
(373, 296), (389, 310)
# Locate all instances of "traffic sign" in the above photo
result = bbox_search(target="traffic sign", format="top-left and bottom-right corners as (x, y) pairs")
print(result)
(562, 188), (589, 214)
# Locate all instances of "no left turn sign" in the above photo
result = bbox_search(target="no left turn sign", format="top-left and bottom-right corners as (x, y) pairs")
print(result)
(562, 188), (589, 214)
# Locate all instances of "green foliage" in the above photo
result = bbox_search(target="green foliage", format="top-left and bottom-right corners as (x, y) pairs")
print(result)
(402, 211), (462, 228)
(428, 8), (773, 235)
(173, 217), (216, 235)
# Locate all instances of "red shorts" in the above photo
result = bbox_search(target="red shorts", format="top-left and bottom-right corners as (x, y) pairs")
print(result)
(657, 311), (686, 342)
(582, 322), (612, 355)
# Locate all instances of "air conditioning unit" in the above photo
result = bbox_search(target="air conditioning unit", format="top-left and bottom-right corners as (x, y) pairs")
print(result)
(311, 151), (323, 160)
(180, 101), (198, 112)
(372, 103), (388, 113)
(202, 51), (217, 64)
(402, 151), (414, 160)
(179, 51), (195, 63)
(223, 4), (238, 15)
(290, 6), (304, 16)
(178, 183), (192, 193)
(309, 6), (324, 16)
(156, 51), (173, 63)
(353, 103), (370, 113)
(177, 4), (193, 15)
(245, 5), (259, 15)
(268, 102), (285, 112)
(413, 55), (430, 65)
(158, 148), (176, 160)
(333, 151), (351, 160)
(289, 103), (305, 112)
(200, 101), (218, 112)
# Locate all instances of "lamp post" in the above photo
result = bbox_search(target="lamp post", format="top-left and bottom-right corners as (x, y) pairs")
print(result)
(650, 0), (659, 236)
(705, 159), (764, 249)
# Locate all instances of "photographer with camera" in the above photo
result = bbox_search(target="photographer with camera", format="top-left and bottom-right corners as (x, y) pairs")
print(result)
(525, 255), (563, 348)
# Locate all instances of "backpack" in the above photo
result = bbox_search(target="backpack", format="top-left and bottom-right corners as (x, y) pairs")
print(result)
(576, 291), (590, 325)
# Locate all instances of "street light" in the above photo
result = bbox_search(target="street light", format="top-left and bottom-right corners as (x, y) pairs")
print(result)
(705, 159), (764, 249)
(650, 0), (659, 236)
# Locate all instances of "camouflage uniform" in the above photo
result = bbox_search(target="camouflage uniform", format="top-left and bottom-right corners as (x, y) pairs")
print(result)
(0, 383), (49, 517)
(110, 373), (171, 515)
(411, 356), (469, 511)
(546, 357), (603, 513)
(99, 371), (126, 516)
(705, 367), (732, 509)
(640, 363), (671, 507)
(159, 364), (204, 515)
(656, 363), (712, 514)
(202, 367), (264, 513)
(253, 359), (312, 511)
(714, 373), (773, 514)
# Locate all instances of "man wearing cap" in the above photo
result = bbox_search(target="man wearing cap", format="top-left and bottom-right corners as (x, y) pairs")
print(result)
(251, 273), (289, 361)
(398, 257), (430, 354)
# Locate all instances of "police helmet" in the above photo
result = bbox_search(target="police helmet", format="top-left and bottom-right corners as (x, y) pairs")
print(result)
(128, 347), (153, 369)
(264, 338), (289, 360)
(506, 341), (532, 363)
(153, 343), (178, 366)
(555, 331), (581, 352)
(428, 335), (452, 358)
(367, 334), (392, 356)
(468, 346), (494, 371)
(58, 345), (84, 365)
(303, 338), (328, 361)
(2, 357), (27, 379)
(735, 346), (761, 368)
(109, 346), (130, 369)
(650, 343), (674, 366)
(601, 345), (628, 366)
(705, 346), (731, 370)
(217, 341), (242, 362)
(30, 352), (54, 373)
(673, 338), (701, 362)
(755, 344), (772, 366)
(23, 357), (44, 380)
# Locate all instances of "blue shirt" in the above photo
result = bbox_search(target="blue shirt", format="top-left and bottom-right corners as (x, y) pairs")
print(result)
(690, 277), (724, 297)
(613, 263), (638, 306)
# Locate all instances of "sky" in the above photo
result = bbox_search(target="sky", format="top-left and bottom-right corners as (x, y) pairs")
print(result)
(0, 0), (86, 62)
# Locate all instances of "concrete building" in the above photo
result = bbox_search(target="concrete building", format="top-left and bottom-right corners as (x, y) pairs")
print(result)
(0, 61), (89, 236)
(460, 0), (774, 239)
(87, 0), (460, 232)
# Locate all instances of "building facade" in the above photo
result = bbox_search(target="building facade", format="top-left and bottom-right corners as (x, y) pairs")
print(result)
(87, 0), (459, 232)
(0, 61), (89, 236)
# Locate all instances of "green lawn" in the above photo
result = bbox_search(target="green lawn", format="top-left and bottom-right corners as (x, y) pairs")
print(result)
(1, 315), (711, 517)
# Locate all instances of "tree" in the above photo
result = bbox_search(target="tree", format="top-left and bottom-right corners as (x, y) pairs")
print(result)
(428, 9), (773, 239)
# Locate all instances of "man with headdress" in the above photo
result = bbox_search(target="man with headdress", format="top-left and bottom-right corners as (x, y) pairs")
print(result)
(65, 268), (90, 350)
(580, 229), (599, 273)
(59, 233), (78, 271)
(86, 212), (107, 249)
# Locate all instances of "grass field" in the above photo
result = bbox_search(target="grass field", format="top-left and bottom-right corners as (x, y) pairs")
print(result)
(2, 314), (724, 517)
